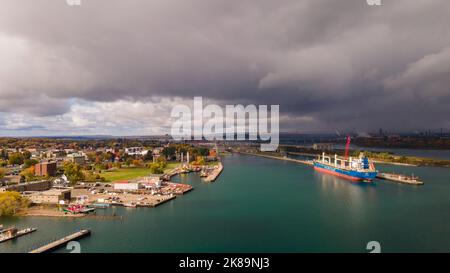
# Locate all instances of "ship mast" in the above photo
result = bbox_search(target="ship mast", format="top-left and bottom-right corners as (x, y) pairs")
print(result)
(344, 136), (351, 159)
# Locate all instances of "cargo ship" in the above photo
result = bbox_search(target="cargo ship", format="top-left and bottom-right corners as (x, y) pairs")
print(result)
(313, 152), (378, 182)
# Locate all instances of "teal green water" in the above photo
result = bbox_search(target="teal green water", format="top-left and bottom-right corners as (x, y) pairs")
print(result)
(1, 154), (449, 253)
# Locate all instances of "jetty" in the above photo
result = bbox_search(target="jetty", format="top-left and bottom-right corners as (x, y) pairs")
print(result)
(237, 151), (314, 166)
(204, 162), (224, 182)
(0, 227), (37, 243)
(377, 172), (424, 185)
(29, 229), (91, 253)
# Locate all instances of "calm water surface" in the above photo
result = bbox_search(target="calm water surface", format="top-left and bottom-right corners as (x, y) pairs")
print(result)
(1, 154), (449, 253)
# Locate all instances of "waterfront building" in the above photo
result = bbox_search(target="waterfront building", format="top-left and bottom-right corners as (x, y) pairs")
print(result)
(0, 180), (52, 192)
(140, 176), (163, 189)
(113, 181), (143, 191)
(24, 189), (72, 205)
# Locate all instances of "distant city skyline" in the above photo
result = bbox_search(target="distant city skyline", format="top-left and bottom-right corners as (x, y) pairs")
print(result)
(1, 0), (450, 136)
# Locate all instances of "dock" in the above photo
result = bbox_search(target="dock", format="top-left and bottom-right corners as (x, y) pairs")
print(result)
(237, 151), (314, 166)
(377, 172), (424, 185)
(29, 229), (91, 253)
(0, 227), (37, 243)
(204, 162), (224, 182)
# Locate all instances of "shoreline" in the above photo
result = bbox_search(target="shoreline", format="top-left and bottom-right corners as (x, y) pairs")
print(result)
(10, 160), (219, 219)
(371, 160), (418, 167)
(16, 207), (86, 218)
(14, 181), (193, 218)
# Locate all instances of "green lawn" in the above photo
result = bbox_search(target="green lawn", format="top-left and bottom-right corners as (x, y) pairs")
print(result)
(165, 162), (181, 173)
(100, 163), (181, 182)
(100, 168), (152, 182)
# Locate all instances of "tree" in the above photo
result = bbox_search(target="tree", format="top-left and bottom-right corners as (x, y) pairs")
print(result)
(86, 152), (97, 162)
(0, 168), (6, 180)
(149, 162), (165, 174)
(132, 159), (143, 167)
(194, 156), (205, 165)
(22, 151), (32, 160)
(84, 171), (106, 182)
(155, 156), (167, 167)
(24, 159), (38, 168)
(8, 152), (24, 165)
(148, 157), (167, 174)
(143, 151), (153, 161)
(20, 166), (37, 182)
(0, 149), (8, 160)
(63, 162), (85, 185)
(0, 191), (30, 216)
(162, 146), (176, 159)
(198, 147), (209, 157)
(125, 158), (132, 167)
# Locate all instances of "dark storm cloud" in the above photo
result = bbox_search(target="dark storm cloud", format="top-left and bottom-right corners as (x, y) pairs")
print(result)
(0, 0), (449, 132)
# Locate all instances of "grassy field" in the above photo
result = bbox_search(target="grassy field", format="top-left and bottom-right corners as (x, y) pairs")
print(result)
(206, 161), (220, 166)
(100, 163), (181, 182)
(100, 167), (152, 182)
(165, 162), (181, 173)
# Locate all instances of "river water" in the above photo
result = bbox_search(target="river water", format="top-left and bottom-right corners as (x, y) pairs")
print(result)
(1, 154), (449, 253)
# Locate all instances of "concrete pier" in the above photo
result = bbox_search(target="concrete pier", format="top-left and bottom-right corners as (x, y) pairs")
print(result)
(204, 162), (223, 182)
(377, 172), (424, 185)
(238, 151), (314, 166)
(29, 229), (91, 253)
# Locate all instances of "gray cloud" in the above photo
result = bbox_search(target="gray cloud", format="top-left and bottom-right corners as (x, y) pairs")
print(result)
(0, 0), (449, 134)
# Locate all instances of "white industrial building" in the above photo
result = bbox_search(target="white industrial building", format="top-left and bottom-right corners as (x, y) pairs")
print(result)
(113, 181), (143, 191)
(125, 147), (149, 156)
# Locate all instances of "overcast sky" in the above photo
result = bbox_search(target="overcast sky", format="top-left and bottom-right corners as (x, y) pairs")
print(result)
(0, 0), (449, 136)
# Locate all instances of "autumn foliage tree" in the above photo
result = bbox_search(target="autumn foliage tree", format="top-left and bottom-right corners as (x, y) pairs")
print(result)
(63, 162), (85, 185)
(0, 168), (6, 180)
(20, 166), (37, 182)
(0, 191), (30, 216)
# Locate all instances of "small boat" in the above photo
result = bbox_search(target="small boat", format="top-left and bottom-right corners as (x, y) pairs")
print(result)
(81, 207), (96, 213)
(90, 203), (110, 209)
(123, 202), (137, 208)
(64, 204), (95, 214)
